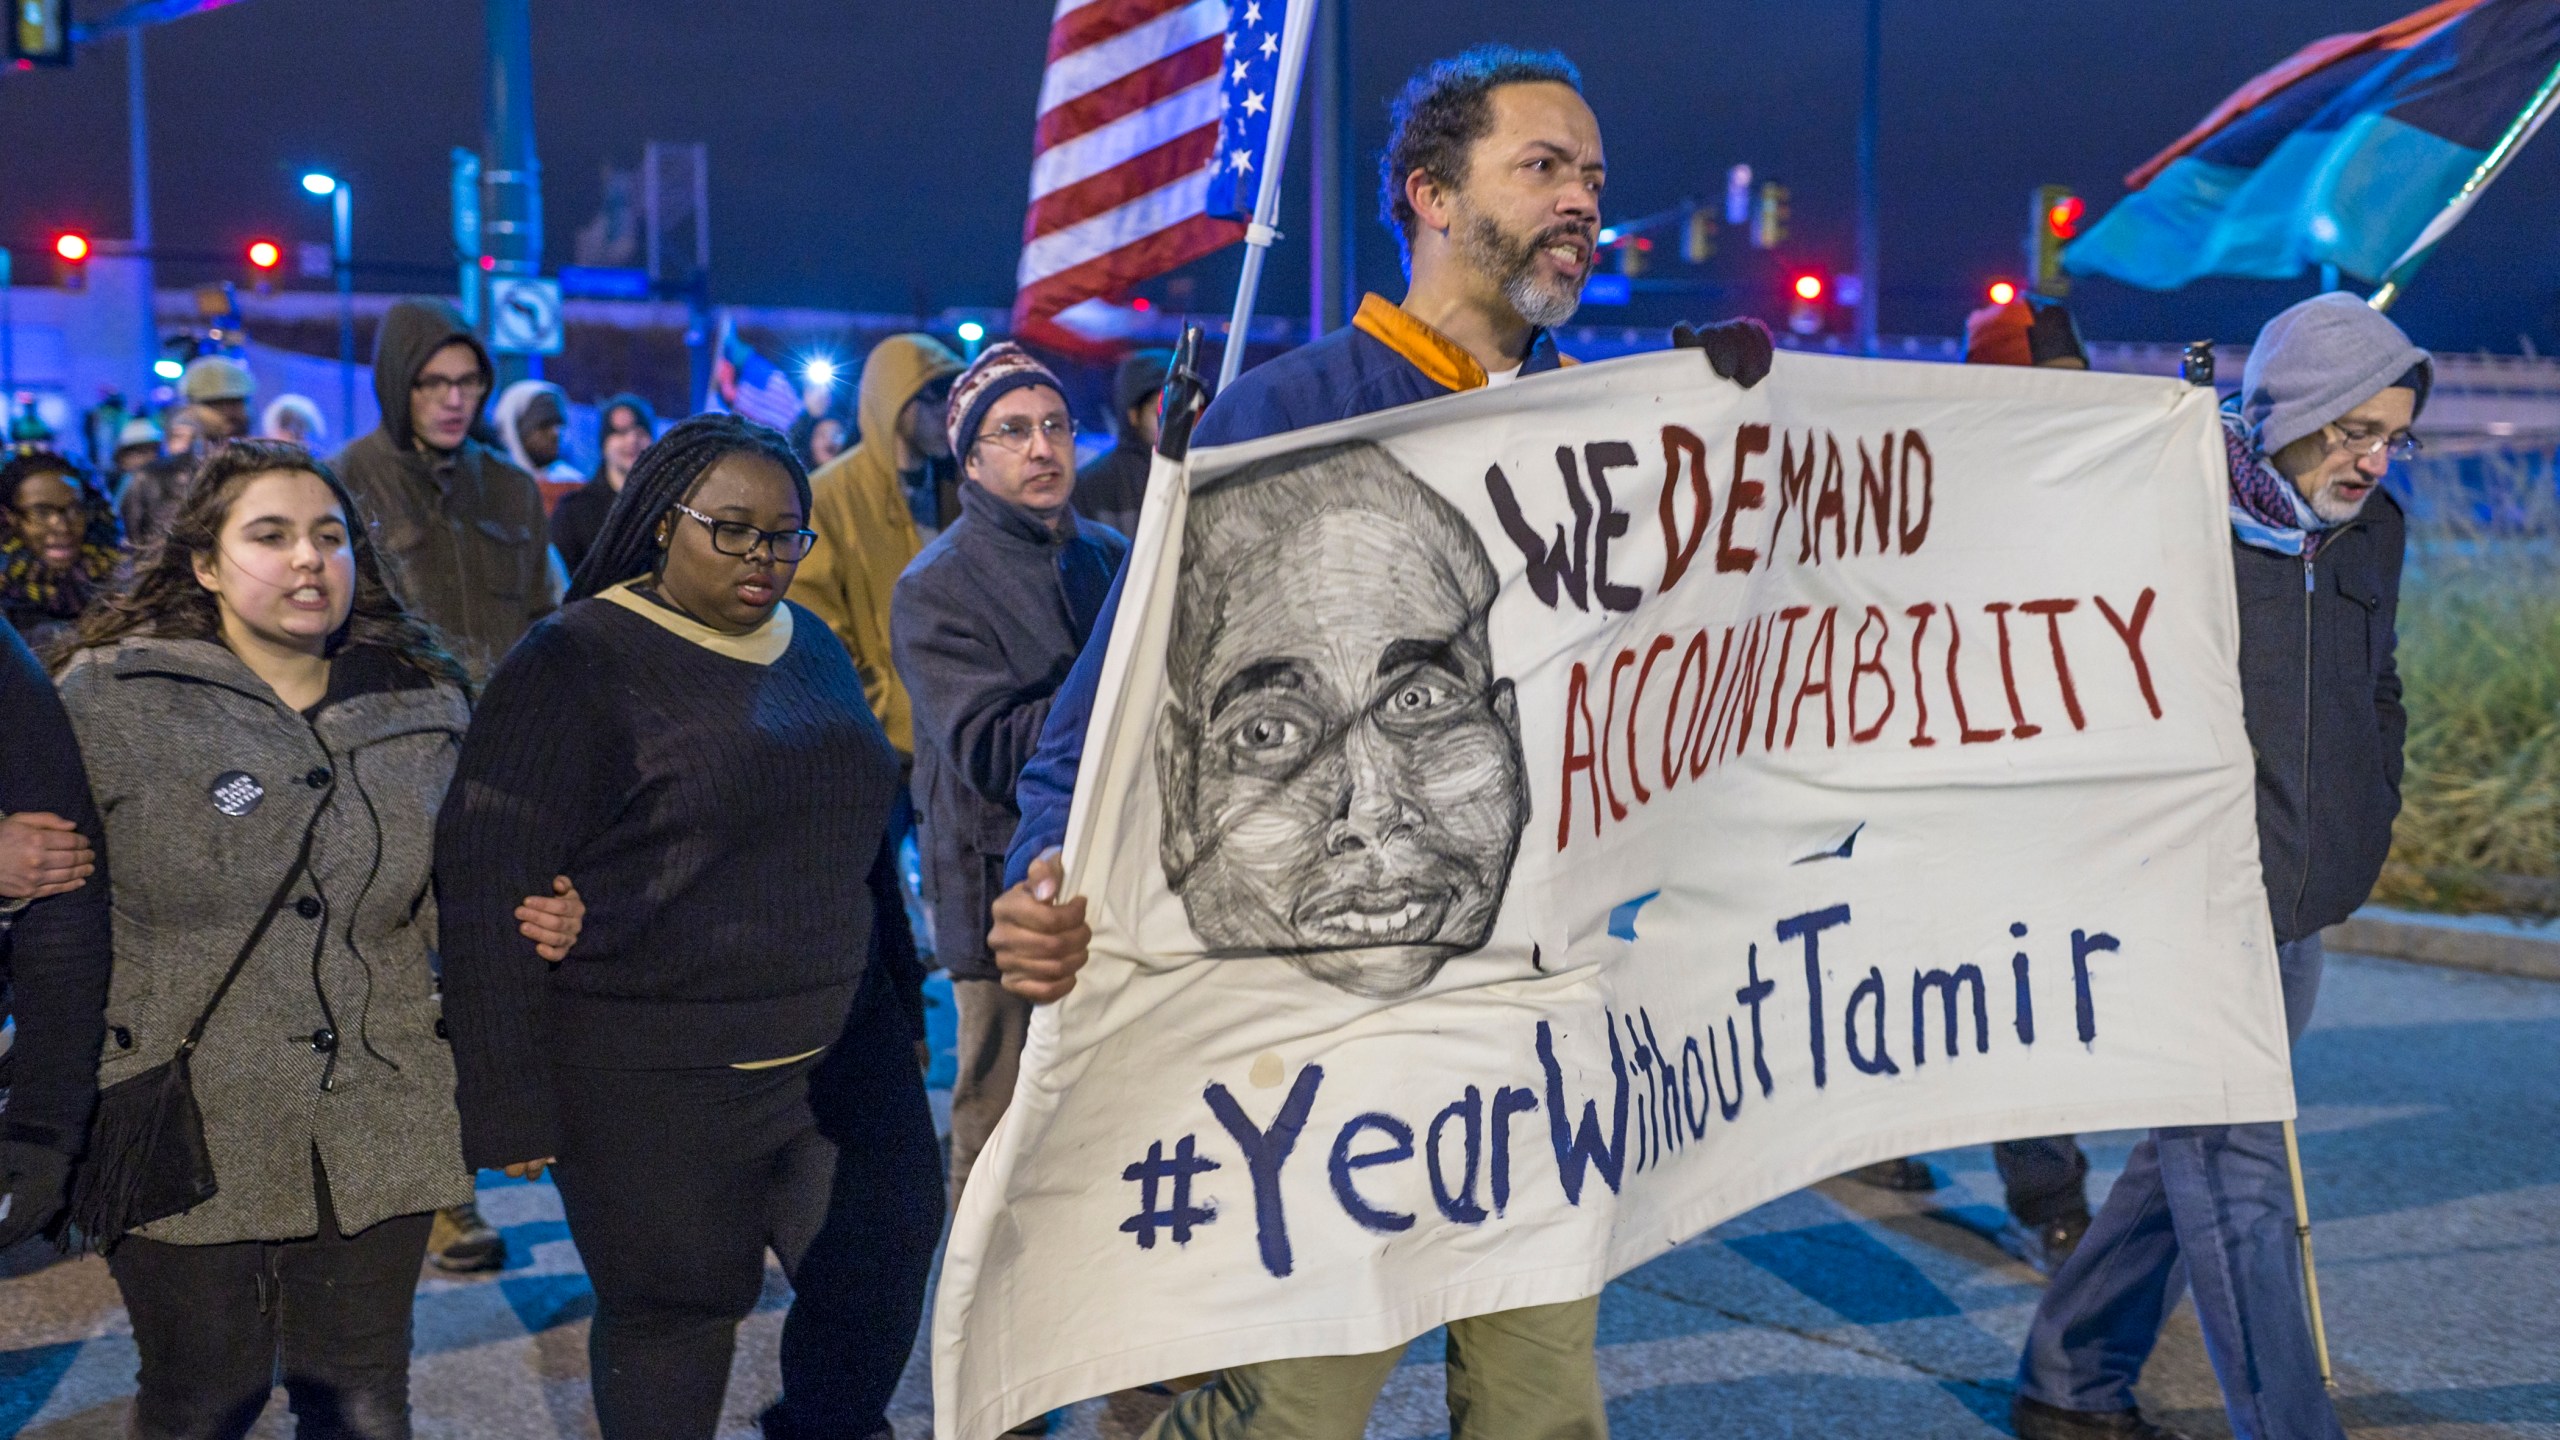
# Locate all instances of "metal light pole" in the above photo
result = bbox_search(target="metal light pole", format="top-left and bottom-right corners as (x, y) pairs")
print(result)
(1854, 0), (1882, 356)
(482, 0), (543, 385)
(305, 173), (355, 439)
(1308, 0), (1355, 337)
(129, 28), (158, 394)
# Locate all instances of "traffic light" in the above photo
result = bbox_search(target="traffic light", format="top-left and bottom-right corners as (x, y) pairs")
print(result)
(2028, 184), (2082, 297)
(8, 0), (71, 67)
(1683, 208), (1717, 264)
(52, 232), (89, 289)
(246, 238), (282, 293)
(1753, 181), (1790, 249)
(1788, 272), (1825, 335)
(1987, 279), (2019, 306)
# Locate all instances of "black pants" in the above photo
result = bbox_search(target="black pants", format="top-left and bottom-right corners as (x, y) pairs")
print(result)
(107, 1156), (433, 1440)
(1994, 1135), (2092, 1226)
(550, 975), (944, 1440)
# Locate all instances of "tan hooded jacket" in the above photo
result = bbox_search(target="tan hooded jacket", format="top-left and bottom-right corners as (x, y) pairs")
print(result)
(795, 334), (960, 756)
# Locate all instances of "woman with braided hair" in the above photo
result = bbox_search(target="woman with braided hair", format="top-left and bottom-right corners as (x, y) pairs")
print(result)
(435, 414), (940, 1440)
(2, 451), (125, 650)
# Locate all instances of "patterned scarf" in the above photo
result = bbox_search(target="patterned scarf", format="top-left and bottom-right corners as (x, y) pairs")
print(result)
(2222, 410), (2328, 558)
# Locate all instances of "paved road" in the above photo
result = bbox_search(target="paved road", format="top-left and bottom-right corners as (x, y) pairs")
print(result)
(3, 951), (2553, 1439)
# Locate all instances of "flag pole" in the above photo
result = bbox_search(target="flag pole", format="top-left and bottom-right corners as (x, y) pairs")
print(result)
(2368, 52), (2560, 311)
(1218, 0), (1324, 391)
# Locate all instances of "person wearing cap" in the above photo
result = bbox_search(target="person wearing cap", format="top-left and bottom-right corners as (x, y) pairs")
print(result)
(2011, 292), (2429, 1440)
(180, 355), (257, 442)
(1964, 293), (2090, 369)
(1073, 348), (1171, 540)
(889, 342), (1126, 1214)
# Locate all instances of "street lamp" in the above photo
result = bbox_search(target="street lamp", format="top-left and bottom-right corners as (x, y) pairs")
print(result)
(302, 172), (355, 439)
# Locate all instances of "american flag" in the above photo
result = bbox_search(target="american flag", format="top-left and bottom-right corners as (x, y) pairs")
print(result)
(705, 317), (803, 433)
(1204, 0), (1290, 221)
(1011, 0), (1261, 352)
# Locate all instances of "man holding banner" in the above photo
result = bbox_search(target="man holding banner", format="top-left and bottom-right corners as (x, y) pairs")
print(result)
(973, 45), (1768, 1440)
(2011, 293), (2429, 1440)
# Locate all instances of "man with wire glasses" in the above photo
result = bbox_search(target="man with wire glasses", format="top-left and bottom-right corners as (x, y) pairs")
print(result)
(890, 344), (1127, 1225)
(2013, 291), (2432, 1440)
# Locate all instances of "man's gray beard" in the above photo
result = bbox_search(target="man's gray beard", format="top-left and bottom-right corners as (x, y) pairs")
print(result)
(1455, 208), (1582, 330)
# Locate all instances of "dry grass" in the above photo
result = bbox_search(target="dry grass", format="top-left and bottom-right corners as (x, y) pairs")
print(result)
(2372, 445), (2560, 916)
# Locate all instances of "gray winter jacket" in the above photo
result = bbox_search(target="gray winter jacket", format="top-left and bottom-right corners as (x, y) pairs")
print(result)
(56, 638), (474, 1244)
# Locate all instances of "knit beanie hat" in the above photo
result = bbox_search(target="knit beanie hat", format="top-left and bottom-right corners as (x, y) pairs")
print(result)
(181, 354), (255, 403)
(947, 342), (1065, 456)
(1114, 349), (1174, 419)
(1964, 297), (2086, 368)
(115, 417), (163, 454)
(2241, 292), (2432, 455)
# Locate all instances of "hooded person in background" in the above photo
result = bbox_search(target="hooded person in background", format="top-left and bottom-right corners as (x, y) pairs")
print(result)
(1072, 348), (1169, 540)
(552, 393), (655, 578)
(493, 379), (586, 512)
(332, 299), (559, 686)
(260, 394), (329, 449)
(794, 334), (962, 762)
(109, 418), (163, 495)
(2012, 292), (2428, 1440)
(180, 356), (256, 442)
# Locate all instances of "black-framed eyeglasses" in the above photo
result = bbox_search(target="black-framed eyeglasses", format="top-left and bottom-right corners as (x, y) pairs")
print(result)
(669, 502), (817, 561)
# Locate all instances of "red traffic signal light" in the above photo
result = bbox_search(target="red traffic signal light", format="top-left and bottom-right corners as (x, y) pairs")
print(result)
(2045, 194), (2086, 241)
(1792, 273), (1825, 302)
(1987, 279), (2019, 306)
(53, 232), (89, 262)
(247, 239), (281, 270)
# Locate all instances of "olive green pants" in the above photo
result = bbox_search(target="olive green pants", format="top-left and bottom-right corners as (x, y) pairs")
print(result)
(1143, 1295), (1606, 1440)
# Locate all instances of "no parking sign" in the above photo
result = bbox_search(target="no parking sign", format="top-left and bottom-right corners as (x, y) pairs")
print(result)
(488, 276), (564, 355)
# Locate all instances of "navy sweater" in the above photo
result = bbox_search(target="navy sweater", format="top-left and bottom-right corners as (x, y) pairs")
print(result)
(435, 596), (910, 1168)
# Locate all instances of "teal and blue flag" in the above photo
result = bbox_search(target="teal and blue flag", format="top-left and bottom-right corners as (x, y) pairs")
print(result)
(2067, 0), (2560, 289)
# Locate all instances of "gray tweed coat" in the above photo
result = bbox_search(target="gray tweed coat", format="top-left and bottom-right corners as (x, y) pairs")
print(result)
(56, 638), (475, 1244)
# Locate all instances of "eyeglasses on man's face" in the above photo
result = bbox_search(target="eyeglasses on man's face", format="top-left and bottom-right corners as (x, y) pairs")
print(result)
(2326, 424), (2421, 463)
(977, 415), (1077, 454)
(412, 371), (490, 400)
(669, 502), (817, 562)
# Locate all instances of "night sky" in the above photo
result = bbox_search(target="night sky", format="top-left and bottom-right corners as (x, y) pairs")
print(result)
(4, 0), (2556, 353)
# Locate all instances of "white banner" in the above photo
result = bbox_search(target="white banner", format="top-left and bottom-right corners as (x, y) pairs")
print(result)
(933, 349), (2294, 1439)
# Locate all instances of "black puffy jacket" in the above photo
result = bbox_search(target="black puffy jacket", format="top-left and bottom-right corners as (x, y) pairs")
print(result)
(2231, 489), (2408, 943)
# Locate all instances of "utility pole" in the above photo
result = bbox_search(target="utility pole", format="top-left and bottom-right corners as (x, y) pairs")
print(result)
(130, 27), (157, 393)
(482, 0), (542, 385)
(1307, 0), (1355, 337)
(1855, 0), (1881, 356)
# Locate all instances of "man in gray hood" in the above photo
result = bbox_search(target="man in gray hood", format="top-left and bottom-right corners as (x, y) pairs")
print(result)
(2013, 292), (2429, 1440)
(332, 300), (558, 684)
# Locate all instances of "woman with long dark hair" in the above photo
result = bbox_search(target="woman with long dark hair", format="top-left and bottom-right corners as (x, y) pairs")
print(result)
(46, 440), (586, 1440)
(437, 414), (940, 1440)
(547, 392), (655, 576)
(2, 451), (124, 649)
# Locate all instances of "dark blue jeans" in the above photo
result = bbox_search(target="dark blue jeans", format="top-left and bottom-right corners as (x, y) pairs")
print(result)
(2017, 935), (2339, 1440)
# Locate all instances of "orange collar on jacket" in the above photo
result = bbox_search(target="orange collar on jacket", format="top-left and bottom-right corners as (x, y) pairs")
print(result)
(1349, 293), (1575, 391)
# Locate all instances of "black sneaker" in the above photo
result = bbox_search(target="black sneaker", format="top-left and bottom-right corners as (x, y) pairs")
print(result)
(1845, 1157), (1941, 1192)
(2013, 1211), (2094, 1276)
(427, 1200), (507, 1273)
(2011, 1393), (2196, 1440)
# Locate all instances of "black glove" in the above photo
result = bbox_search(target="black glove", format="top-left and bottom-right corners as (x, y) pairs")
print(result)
(0, 1140), (72, 1249)
(1672, 317), (1775, 390)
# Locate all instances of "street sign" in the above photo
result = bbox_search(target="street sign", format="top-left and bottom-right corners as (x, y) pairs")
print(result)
(488, 276), (564, 354)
